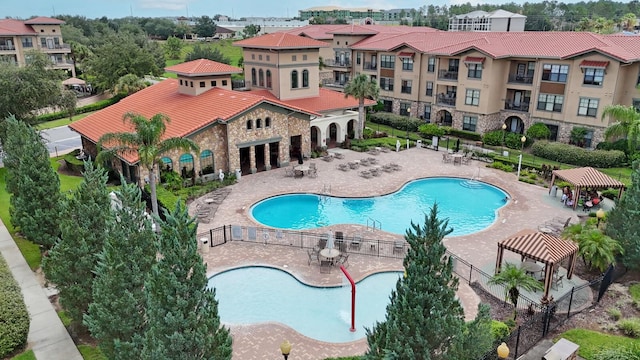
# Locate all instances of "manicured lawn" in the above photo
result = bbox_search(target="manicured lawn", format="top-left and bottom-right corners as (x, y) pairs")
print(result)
(161, 39), (243, 78)
(558, 328), (640, 359)
(78, 345), (106, 360)
(35, 112), (96, 131)
(11, 350), (36, 360)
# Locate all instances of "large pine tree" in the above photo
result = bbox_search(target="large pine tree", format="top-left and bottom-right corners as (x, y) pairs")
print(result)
(3, 115), (62, 247)
(142, 204), (232, 359)
(42, 161), (111, 325)
(84, 182), (157, 359)
(364, 204), (464, 359)
(606, 160), (640, 270)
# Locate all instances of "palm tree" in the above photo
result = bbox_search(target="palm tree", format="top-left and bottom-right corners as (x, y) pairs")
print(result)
(601, 104), (640, 152)
(576, 229), (623, 272)
(113, 74), (148, 96)
(96, 112), (199, 216)
(488, 263), (544, 320)
(343, 74), (379, 140)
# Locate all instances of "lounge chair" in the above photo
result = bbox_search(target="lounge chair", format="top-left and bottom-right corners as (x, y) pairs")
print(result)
(334, 153), (345, 159)
(348, 161), (360, 170)
(359, 170), (372, 179)
(247, 227), (257, 241)
(231, 225), (243, 241)
(393, 240), (405, 255)
(349, 236), (362, 250)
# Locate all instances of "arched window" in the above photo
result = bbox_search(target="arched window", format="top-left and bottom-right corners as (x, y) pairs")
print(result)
(259, 69), (264, 87)
(200, 150), (214, 174)
(291, 70), (298, 89)
(246, 120), (253, 129)
(251, 68), (257, 86)
(179, 154), (194, 178)
(266, 70), (272, 88)
(265, 117), (271, 128)
(256, 118), (262, 128)
(302, 69), (309, 88)
(160, 157), (173, 171)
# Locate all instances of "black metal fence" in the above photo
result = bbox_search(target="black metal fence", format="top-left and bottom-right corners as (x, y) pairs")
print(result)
(201, 225), (612, 360)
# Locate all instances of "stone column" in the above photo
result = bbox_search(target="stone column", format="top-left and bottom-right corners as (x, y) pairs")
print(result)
(264, 144), (272, 171)
(249, 146), (257, 174)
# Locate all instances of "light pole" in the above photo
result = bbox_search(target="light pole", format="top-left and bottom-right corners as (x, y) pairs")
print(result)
(406, 108), (411, 149)
(501, 123), (507, 156)
(516, 135), (526, 178)
(596, 208), (605, 228)
(280, 340), (292, 360)
(497, 342), (510, 359)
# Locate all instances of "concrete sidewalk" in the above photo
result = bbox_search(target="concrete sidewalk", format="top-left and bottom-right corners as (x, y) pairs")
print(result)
(0, 219), (81, 360)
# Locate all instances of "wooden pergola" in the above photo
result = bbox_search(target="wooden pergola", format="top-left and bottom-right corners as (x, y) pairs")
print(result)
(549, 167), (625, 210)
(495, 229), (579, 300)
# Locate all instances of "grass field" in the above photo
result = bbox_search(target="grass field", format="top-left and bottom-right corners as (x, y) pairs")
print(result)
(161, 39), (243, 78)
(35, 112), (96, 130)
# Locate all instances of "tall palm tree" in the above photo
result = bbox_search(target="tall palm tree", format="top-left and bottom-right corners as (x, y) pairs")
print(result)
(96, 112), (199, 216)
(601, 104), (640, 152)
(343, 74), (379, 140)
(488, 263), (544, 319)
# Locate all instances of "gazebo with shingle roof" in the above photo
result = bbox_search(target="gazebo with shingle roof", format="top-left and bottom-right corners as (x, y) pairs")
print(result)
(495, 229), (579, 300)
(549, 167), (625, 210)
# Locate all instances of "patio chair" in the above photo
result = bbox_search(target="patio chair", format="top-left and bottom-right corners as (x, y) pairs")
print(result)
(348, 161), (360, 170)
(349, 236), (362, 250)
(318, 234), (328, 249)
(307, 168), (318, 178)
(337, 253), (350, 268)
(320, 260), (332, 273)
(284, 166), (294, 177)
(359, 170), (372, 179)
(393, 240), (405, 255)
(552, 274), (564, 290)
(461, 152), (472, 165)
(334, 153), (345, 159)
(442, 153), (452, 163)
(307, 248), (319, 265)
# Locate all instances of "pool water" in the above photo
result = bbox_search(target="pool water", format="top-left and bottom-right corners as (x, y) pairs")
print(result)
(208, 266), (402, 343)
(251, 177), (507, 236)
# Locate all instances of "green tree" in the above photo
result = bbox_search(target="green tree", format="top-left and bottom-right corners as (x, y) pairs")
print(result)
(113, 74), (147, 96)
(2, 115), (62, 247)
(175, 21), (192, 39)
(42, 161), (111, 326)
(488, 263), (543, 320)
(343, 74), (379, 140)
(576, 228), (623, 272)
(96, 112), (199, 216)
(450, 304), (494, 360)
(601, 104), (640, 153)
(142, 204), (232, 359)
(194, 16), (216, 38)
(59, 89), (78, 120)
(240, 24), (261, 39)
(84, 181), (157, 359)
(0, 51), (65, 124)
(620, 12), (638, 31)
(185, 44), (231, 64)
(606, 161), (640, 270)
(164, 36), (184, 60)
(364, 204), (464, 359)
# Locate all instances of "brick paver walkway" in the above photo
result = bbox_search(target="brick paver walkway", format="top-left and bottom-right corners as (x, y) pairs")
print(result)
(194, 147), (576, 360)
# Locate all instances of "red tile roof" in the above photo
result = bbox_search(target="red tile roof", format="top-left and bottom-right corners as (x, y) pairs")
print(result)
(283, 25), (346, 40)
(234, 32), (329, 49)
(0, 19), (37, 35)
(70, 80), (320, 163)
(246, 88), (375, 113)
(164, 59), (242, 76)
(579, 60), (609, 68)
(24, 16), (64, 25)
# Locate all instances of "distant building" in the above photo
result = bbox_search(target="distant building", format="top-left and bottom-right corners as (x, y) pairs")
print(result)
(0, 16), (74, 76)
(215, 26), (235, 39)
(299, 6), (383, 21)
(382, 9), (414, 22)
(215, 18), (309, 36)
(449, 9), (526, 32)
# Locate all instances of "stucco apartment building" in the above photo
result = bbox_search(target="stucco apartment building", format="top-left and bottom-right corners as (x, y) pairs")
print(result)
(285, 24), (640, 146)
(0, 16), (74, 76)
(69, 32), (369, 186)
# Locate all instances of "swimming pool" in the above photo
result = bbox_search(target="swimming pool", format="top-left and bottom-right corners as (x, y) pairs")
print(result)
(208, 266), (402, 343)
(251, 177), (507, 236)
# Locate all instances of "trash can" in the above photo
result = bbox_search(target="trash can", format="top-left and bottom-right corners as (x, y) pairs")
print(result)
(550, 185), (558, 197)
(502, 150), (509, 157)
(416, 139), (422, 148)
(235, 168), (242, 180)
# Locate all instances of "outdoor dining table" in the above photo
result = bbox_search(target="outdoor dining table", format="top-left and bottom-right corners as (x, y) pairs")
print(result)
(520, 261), (543, 276)
(294, 165), (309, 176)
(320, 248), (341, 264)
(452, 154), (463, 166)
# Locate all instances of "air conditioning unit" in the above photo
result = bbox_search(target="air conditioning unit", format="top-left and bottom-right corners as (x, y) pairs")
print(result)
(542, 338), (579, 360)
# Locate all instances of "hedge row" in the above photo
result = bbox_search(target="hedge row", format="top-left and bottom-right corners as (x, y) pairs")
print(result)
(417, 124), (482, 141)
(532, 140), (625, 168)
(34, 94), (123, 123)
(483, 130), (533, 149)
(368, 112), (424, 132)
(0, 256), (29, 357)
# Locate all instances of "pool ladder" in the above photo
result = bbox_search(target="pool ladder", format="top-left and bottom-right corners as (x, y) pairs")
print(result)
(323, 184), (331, 194)
(367, 217), (382, 231)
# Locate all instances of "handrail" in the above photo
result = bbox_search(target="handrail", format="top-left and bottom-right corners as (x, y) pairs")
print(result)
(367, 217), (382, 231)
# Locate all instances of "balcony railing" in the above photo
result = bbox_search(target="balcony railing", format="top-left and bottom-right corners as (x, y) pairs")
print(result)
(438, 70), (458, 81)
(504, 100), (530, 112)
(508, 74), (534, 84)
(363, 62), (377, 71)
(39, 44), (71, 51)
(324, 58), (351, 67)
(322, 78), (349, 88)
(0, 45), (16, 51)
(437, 93), (456, 106)
(232, 80), (246, 90)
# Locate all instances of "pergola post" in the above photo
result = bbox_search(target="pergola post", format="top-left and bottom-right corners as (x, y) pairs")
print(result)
(495, 246), (504, 274)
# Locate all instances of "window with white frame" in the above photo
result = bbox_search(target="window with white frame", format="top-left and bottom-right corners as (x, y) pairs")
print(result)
(537, 94), (564, 112)
(401, 57), (413, 71)
(425, 81), (433, 96)
(467, 63), (482, 79)
(380, 55), (395, 69)
(463, 116), (477, 131)
(578, 98), (599, 117)
(427, 57), (435, 72)
(542, 64), (569, 83)
(401, 80), (412, 94)
(380, 77), (394, 91)
(465, 89), (480, 106)
(583, 68), (604, 86)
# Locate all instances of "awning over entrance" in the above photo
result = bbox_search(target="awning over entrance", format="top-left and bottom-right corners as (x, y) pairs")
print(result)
(495, 229), (579, 300)
(549, 167), (625, 210)
(464, 56), (486, 64)
(579, 60), (609, 69)
(397, 52), (414, 58)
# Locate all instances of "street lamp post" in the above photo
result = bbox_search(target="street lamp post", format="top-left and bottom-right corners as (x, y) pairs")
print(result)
(497, 342), (510, 359)
(501, 123), (507, 156)
(596, 208), (605, 228)
(280, 340), (292, 360)
(516, 135), (526, 178)
(406, 108), (411, 141)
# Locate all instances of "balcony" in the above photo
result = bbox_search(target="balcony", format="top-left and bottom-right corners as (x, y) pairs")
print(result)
(232, 80), (246, 90)
(0, 45), (16, 51)
(324, 58), (351, 68)
(39, 44), (71, 52)
(437, 93), (456, 106)
(322, 78), (349, 89)
(363, 62), (377, 71)
(438, 70), (458, 81)
(508, 74), (534, 85)
(504, 100), (530, 112)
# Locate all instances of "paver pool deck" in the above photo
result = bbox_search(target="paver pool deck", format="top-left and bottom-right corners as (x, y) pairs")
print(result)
(194, 146), (577, 360)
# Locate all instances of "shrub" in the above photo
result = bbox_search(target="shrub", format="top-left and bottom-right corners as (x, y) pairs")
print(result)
(0, 256), (30, 357)
(491, 320), (510, 342)
(593, 346), (640, 360)
(447, 128), (482, 141)
(601, 188), (619, 200)
(531, 141), (626, 168)
(482, 130), (503, 146)
(368, 112), (424, 132)
(608, 307), (623, 321)
(418, 123), (446, 138)
(488, 161), (514, 172)
(34, 94), (123, 124)
(526, 122), (551, 140)
(618, 318), (640, 338)
(504, 318), (516, 329)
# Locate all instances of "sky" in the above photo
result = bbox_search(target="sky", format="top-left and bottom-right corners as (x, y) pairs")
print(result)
(4, 0), (510, 20)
